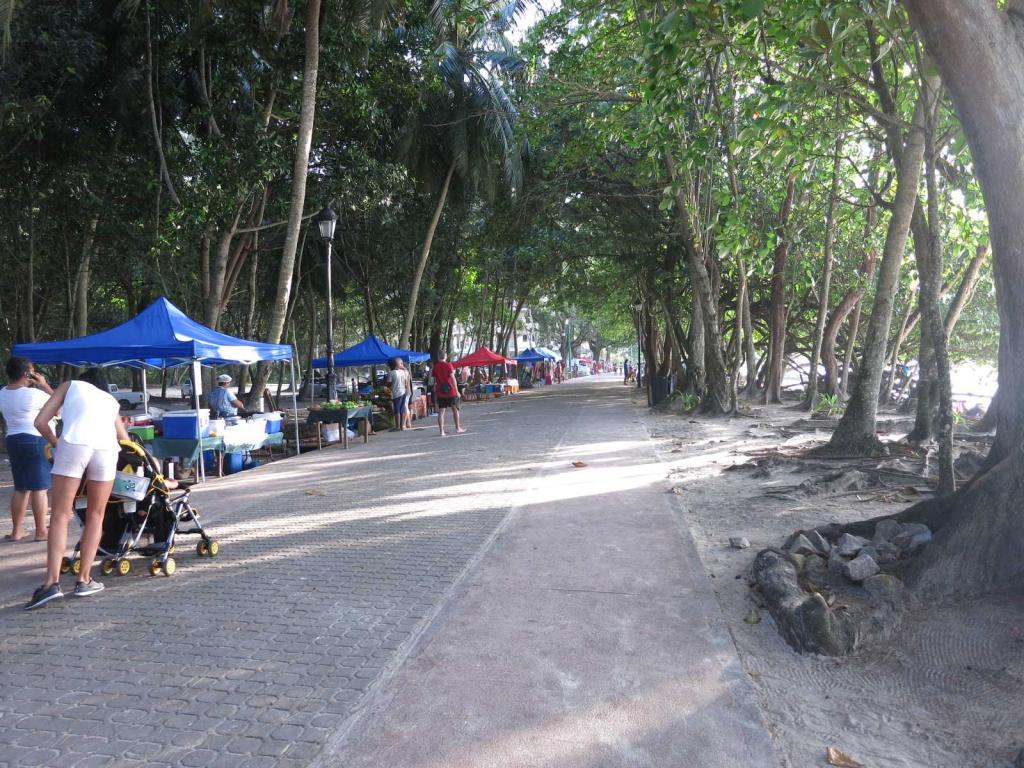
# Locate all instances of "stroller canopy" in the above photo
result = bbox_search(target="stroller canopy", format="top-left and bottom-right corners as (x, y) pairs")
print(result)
(13, 297), (293, 368)
(311, 335), (429, 368)
(453, 347), (517, 367)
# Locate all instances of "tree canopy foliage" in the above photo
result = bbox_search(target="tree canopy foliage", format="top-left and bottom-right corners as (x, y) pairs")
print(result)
(0, 0), (1001, 448)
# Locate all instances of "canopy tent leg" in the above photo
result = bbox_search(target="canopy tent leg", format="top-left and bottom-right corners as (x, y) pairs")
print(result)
(141, 368), (149, 416)
(191, 358), (206, 484)
(290, 354), (301, 456)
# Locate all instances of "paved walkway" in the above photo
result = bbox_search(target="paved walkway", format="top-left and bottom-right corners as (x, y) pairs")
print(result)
(0, 377), (776, 767)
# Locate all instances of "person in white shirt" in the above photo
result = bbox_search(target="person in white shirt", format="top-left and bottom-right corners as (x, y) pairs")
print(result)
(25, 368), (130, 610)
(387, 357), (410, 432)
(0, 357), (54, 542)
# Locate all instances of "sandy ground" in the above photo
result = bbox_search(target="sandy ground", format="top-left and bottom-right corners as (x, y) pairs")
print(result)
(640, 392), (1024, 768)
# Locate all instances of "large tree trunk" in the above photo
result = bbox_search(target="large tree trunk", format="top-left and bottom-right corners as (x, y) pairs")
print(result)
(944, 242), (989, 338)
(822, 290), (861, 396)
(73, 215), (98, 337)
(804, 139), (842, 409)
(248, 0), (321, 408)
(827, 83), (934, 453)
(864, 0), (1024, 598)
(907, 76), (955, 490)
(764, 171), (797, 404)
(665, 155), (730, 412)
(400, 160), (455, 349)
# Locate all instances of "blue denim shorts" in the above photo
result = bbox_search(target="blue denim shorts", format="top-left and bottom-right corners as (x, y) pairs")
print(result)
(5, 433), (52, 491)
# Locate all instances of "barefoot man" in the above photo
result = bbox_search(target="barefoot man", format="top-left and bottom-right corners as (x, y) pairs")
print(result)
(432, 352), (465, 437)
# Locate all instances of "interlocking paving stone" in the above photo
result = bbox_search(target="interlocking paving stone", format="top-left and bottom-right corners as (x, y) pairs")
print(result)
(0, 386), (584, 766)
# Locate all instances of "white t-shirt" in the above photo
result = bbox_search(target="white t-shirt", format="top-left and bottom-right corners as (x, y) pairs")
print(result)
(0, 385), (51, 436)
(60, 381), (119, 451)
(389, 369), (409, 398)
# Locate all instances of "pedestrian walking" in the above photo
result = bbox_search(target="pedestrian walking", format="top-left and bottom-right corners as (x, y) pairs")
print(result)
(25, 368), (131, 610)
(0, 357), (54, 542)
(387, 358), (410, 431)
(432, 352), (465, 437)
(400, 360), (414, 429)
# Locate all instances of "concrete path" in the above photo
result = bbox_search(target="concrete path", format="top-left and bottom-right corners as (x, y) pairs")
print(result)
(0, 376), (776, 767)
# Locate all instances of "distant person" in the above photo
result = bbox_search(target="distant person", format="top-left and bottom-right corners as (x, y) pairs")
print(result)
(433, 352), (465, 437)
(26, 368), (130, 609)
(424, 365), (436, 414)
(387, 357), (410, 431)
(400, 360), (414, 429)
(209, 374), (244, 418)
(0, 357), (54, 542)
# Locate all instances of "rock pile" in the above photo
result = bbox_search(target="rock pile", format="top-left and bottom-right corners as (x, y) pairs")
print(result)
(753, 518), (933, 656)
(785, 519), (933, 584)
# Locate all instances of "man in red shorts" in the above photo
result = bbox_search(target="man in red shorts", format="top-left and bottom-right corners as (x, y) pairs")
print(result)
(433, 352), (465, 437)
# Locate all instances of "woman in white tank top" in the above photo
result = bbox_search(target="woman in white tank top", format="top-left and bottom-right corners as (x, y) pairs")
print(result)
(26, 368), (130, 609)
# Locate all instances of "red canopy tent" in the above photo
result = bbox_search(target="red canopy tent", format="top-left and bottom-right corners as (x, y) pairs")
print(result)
(453, 347), (517, 367)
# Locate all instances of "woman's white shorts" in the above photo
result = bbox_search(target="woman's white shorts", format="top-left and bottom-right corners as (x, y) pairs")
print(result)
(52, 439), (118, 482)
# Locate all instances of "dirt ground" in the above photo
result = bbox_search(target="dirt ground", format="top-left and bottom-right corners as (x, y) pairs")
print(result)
(640, 391), (1024, 768)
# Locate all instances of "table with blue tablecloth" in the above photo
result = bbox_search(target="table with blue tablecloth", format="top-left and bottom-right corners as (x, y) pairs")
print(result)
(305, 405), (373, 449)
(149, 432), (286, 477)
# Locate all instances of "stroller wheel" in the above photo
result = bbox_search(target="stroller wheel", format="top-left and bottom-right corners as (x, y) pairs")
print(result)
(60, 557), (71, 575)
(163, 557), (176, 576)
(101, 559), (115, 576)
(196, 541), (209, 557)
(117, 559), (131, 576)
(71, 559), (81, 576)
(208, 540), (220, 557)
(149, 559), (161, 576)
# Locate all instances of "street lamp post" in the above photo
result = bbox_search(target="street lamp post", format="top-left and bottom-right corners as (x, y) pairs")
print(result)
(317, 207), (338, 402)
(632, 301), (643, 391)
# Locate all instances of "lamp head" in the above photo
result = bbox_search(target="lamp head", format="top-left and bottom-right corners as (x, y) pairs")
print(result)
(317, 207), (338, 241)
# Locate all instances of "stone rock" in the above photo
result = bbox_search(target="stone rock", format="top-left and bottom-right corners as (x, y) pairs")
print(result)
(904, 530), (932, 555)
(954, 450), (986, 479)
(860, 545), (880, 562)
(806, 530), (832, 556)
(836, 533), (868, 557)
(828, 551), (848, 575)
(729, 536), (751, 549)
(803, 554), (828, 582)
(873, 541), (901, 565)
(787, 533), (818, 556)
(861, 574), (906, 605)
(843, 552), (880, 582)
(873, 519), (900, 543)
(894, 523), (932, 551)
(1013, 747), (1024, 768)
(789, 553), (806, 572)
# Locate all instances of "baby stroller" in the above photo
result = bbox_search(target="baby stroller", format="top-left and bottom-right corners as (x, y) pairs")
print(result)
(60, 438), (220, 578)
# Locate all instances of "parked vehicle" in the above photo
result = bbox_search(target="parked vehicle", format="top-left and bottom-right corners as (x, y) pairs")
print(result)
(108, 384), (145, 410)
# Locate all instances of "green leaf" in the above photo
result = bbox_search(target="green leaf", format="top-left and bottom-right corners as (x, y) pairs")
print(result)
(740, 0), (764, 19)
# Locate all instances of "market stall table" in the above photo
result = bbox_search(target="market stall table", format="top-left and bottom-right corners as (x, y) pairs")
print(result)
(306, 405), (373, 449)
(149, 431), (285, 478)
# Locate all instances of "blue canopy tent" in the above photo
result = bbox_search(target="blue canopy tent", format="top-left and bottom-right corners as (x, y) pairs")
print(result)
(535, 346), (563, 362)
(14, 297), (293, 368)
(515, 348), (555, 363)
(311, 335), (429, 369)
(14, 297), (301, 472)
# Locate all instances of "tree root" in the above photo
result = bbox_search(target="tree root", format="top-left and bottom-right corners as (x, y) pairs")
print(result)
(752, 549), (908, 656)
(760, 447), (1024, 655)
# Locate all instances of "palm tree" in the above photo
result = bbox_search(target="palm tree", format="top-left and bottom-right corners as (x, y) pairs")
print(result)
(398, 0), (527, 349)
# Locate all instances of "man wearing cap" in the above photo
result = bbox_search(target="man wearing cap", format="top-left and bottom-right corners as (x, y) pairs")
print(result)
(208, 374), (245, 418)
